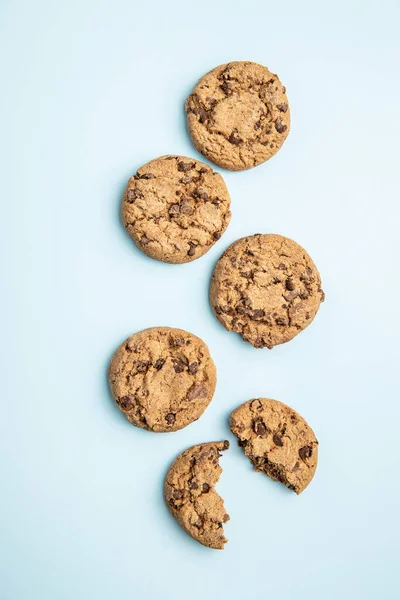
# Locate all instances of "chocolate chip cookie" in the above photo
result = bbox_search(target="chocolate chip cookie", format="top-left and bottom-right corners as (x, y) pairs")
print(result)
(121, 155), (231, 263)
(108, 327), (217, 432)
(165, 441), (230, 549)
(230, 399), (318, 494)
(186, 61), (290, 171)
(210, 234), (325, 349)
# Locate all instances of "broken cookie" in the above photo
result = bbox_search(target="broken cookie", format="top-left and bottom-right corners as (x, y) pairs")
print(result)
(230, 398), (318, 494)
(108, 327), (217, 432)
(164, 441), (230, 549)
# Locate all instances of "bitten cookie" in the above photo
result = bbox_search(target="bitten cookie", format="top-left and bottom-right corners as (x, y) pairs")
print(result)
(121, 155), (231, 263)
(210, 234), (325, 348)
(185, 61), (290, 171)
(165, 441), (230, 549)
(108, 327), (217, 432)
(230, 399), (318, 494)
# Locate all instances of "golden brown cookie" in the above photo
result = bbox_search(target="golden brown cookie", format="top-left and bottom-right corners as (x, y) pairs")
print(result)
(165, 441), (230, 549)
(230, 399), (318, 494)
(210, 234), (325, 348)
(121, 155), (231, 263)
(186, 61), (290, 171)
(108, 327), (217, 432)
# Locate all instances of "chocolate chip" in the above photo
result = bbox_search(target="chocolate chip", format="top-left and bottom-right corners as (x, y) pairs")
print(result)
(254, 120), (261, 130)
(238, 439), (248, 447)
(199, 167), (208, 174)
(154, 358), (165, 370)
(275, 317), (286, 326)
(273, 433), (284, 446)
(127, 188), (144, 203)
(276, 103), (288, 113)
(189, 481), (198, 490)
(223, 513), (230, 523)
(292, 461), (300, 472)
(136, 361), (148, 373)
(275, 118), (287, 134)
(187, 242), (196, 256)
(188, 362), (199, 375)
(194, 188), (209, 201)
(286, 277), (295, 291)
(198, 109), (209, 124)
(118, 395), (134, 410)
(140, 235), (151, 245)
(173, 359), (186, 373)
(139, 173), (155, 179)
(187, 383), (208, 401)
(180, 175), (193, 184)
(282, 86), (286, 93)
(253, 419), (267, 436)
(169, 203), (180, 217)
(299, 445), (312, 460)
(178, 161), (196, 172)
(213, 231), (221, 241)
(202, 483), (210, 493)
(206, 96), (218, 107)
(173, 489), (184, 499)
(251, 309), (265, 319)
(180, 200), (192, 214)
(319, 288), (326, 302)
(171, 337), (184, 347)
(220, 80), (233, 94)
(228, 131), (241, 145)
(278, 263), (286, 270)
(165, 413), (176, 425)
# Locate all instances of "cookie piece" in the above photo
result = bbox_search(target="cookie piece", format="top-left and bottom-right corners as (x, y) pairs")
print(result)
(108, 327), (217, 432)
(210, 234), (325, 348)
(186, 61), (290, 171)
(165, 441), (230, 549)
(230, 399), (318, 494)
(122, 155), (231, 263)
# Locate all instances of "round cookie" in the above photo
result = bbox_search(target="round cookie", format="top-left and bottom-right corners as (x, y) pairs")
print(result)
(121, 155), (231, 263)
(108, 327), (217, 432)
(185, 61), (290, 171)
(210, 234), (325, 349)
(165, 441), (230, 549)
(230, 399), (318, 494)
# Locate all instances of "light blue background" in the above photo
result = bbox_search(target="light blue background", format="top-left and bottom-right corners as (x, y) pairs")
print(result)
(1, 1), (399, 598)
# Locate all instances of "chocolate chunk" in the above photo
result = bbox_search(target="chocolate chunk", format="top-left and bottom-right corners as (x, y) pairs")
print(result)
(202, 483), (210, 493)
(165, 413), (176, 425)
(206, 97), (218, 107)
(180, 175), (193, 184)
(140, 235), (151, 245)
(127, 188), (144, 203)
(275, 317), (286, 326)
(139, 173), (155, 179)
(253, 418), (267, 436)
(223, 513), (230, 523)
(213, 231), (221, 241)
(278, 263), (287, 270)
(154, 358), (165, 370)
(171, 337), (185, 347)
(188, 362), (199, 375)
(286, 277), (295, 291)
(178, 161), (196, 172)
(118, 395), (134, 410)
(274, 118), (287, 134)
(199, 166), (208, 174)
(251, 309), (265, 319)
(187, 383), (208, 401)
(276, 103), (288, 113)
(220, 80), (233, 94)
(173, 489), (184, 499)
(273, 433), (284, 447)
(299, 445), (312, 460)
(180, 200), (192, 214)
(198, 109), (209, 124)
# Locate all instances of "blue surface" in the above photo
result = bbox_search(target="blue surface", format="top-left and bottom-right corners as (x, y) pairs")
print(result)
(1, 1), (399, 598)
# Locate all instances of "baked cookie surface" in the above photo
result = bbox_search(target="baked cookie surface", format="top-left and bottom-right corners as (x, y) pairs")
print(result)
(230, 399), (318, 494)
(109, 327), (217, 432)
(210, 234), (325, 348)
(122, 155), (231, 263)
(165, 441), (230, 549)
(186, 61), (290, 171)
